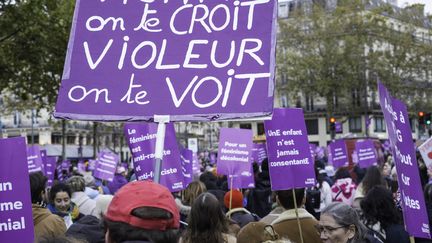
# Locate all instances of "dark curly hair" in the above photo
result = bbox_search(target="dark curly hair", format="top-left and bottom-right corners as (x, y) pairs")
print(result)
(360, 185), (401, 229)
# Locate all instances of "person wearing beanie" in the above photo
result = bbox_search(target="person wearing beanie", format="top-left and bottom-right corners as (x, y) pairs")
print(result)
(224, 189), (260, 228)
(107, 166), (128, 195)
(104, 180), (179, 243)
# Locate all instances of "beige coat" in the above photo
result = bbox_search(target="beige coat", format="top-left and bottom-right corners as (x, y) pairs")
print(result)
(271, 208), (320, 243)
(32, 204), (67, 242)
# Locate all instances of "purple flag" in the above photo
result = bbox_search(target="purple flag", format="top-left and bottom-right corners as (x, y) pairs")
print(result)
(355, 140), (377, 168)
(181, 149), (193, 187)
(328, 140), (349, 169)
(125, 123), (184, 192)
(44, 156), (57, 187)
(379, 82), (430, 239)
(54, 1), (277, 122)
(264, 108), (316, 190)
(93, 151), (118, 182)
(0, 137), (35, 242)
(26, 145), (44, 174)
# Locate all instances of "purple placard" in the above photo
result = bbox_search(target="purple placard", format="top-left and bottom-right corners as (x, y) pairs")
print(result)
(264, 108), (316, 190)
(355, 140), (377, 168)
(192, 153), (200, 176)
(40, 150), (47, 172)
(0, 137), (35, 242)
(181, 148), (193, 187)
(93, 151), (118, 182)
(44, 156), (57, 187)
(77, 160), (86, 173)
(125, 123), (184, 192)
(26, 145), (44, 174)
(54, 1), (277, 122)
(309, 143), (317, 160)
(379, 82), (430, 238)
(335, 122), (342, 133)
(328, 140), (349, 168)
(209, 152), (217, 165)
(88, 159), (97, 171)
(252, 143), (268, 164)
(217, 128), (254, 189)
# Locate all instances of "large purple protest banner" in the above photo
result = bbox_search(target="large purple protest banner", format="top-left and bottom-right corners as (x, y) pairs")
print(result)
(378, 82), (430, 239)
(125, 123), (184, 192)
(54, 1), (277, 122)
(27, 145), (44, 173)
(264, 108), (316, 190)
(355, 140), (377, 168)
(217, 128), (254, 189)
(0, 137), (34, 242)
(181, 148), (193, 187)
(328, 140), (349, 169)
(44, 156), (57, 187)
(93, 151), (118, 182)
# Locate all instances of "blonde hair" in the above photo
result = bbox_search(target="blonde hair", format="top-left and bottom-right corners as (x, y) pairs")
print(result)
(183, 181), (207, 206)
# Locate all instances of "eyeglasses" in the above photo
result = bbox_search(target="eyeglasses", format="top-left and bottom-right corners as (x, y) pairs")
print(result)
(315, 224), (348, 235)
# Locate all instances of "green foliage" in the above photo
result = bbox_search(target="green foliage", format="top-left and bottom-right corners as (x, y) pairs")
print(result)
(277, 1), (432, 114)
(0, 0), (74, 112)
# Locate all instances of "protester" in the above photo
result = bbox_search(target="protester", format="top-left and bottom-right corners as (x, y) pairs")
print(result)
(271, 188), (321, 243)
(104, 180), (179, 243)
(67, 176), (97, 215)
(360, 186), (409, 243)
(237, 222), (291, 243)
(319, 202), (369, 243)
(181, 192), (236, 243)
(246, 159), (272, 218)
(307, 167), (332, 219)
(200, 171), (226, 206)
(66, 215), (105, 243)
(224, 189), (260, 228)
(92, 194), (114, 219)
(47, 182), (83, 228)
(83, 174), (100, 199)
(259, 192), (284, 224)
(331, 167), (357, 205)
(107, 166), (128, 195)
(353, 166), (387, 210)
(175, 181), (206, 225)
(30, 172), (67, 241)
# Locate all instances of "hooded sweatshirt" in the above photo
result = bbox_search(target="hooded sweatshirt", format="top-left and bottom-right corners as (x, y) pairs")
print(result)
(331, 178), (357, 205)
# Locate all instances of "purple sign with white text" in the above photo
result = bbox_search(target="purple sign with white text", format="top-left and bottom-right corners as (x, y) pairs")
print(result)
(264, 108), (316, 190)
(26, 145), (44, 174)
(217, 128), (254, 189)
(355, 140), (377, 168)
(181, 148), (193, 187)
(328, 140), (349, 169)
(125, 123), (184, 192)
(93, 151), (118, 182)
(252, 143), (268, 164)
(0, 137), (34, 242)
(44, 156), (57, 187)
(54, 1), (277, 121)
(379, 82), (430, 239)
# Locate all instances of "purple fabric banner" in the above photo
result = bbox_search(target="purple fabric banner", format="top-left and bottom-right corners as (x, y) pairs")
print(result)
(0, 137), (35, 242)
(378, 82), (430, 239)
(93, 151), (118, 182)
(44, 156), (57, 187)
(181, 148), (193, 187)
(328, 140), (349, 169)
(355, 140), (377, 168)
(26, 145), (44, 174)
(217, 128), (254, 189)
(264, 108), (316, 190)
(124, 123), (184, 192)
(54, 1), (278, 122)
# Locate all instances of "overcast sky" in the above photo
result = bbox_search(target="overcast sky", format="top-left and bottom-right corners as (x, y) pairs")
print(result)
(398, 0), (432, 15)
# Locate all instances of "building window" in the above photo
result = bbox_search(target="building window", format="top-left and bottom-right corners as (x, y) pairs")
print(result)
(305, 119), (319, 135)
(278, 3), (289, 18)
(240, 123), (252, 130)
(13, 111), (21, 127)
(305, 93), (314, 111)
(349, 117), (362, 133)
(280, 95), (288, 108)
(67, 135), (76, 144)
(374, 117), (386, 132)
(51, 134), (62, 144)
(409, 118), (415, 133)
(257, 123), (265, 135)
(26, 135), (39, 144)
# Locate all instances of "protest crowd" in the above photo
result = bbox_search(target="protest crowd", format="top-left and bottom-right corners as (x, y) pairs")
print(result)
(25, 144), (432, 243)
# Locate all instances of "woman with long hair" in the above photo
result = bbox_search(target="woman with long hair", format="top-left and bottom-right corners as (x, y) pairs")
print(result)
(181, 192), (236, 243)
(353, 166), (387, 209)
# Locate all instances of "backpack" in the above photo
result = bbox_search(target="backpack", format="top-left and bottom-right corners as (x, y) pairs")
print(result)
(306, 186), (321, 209)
